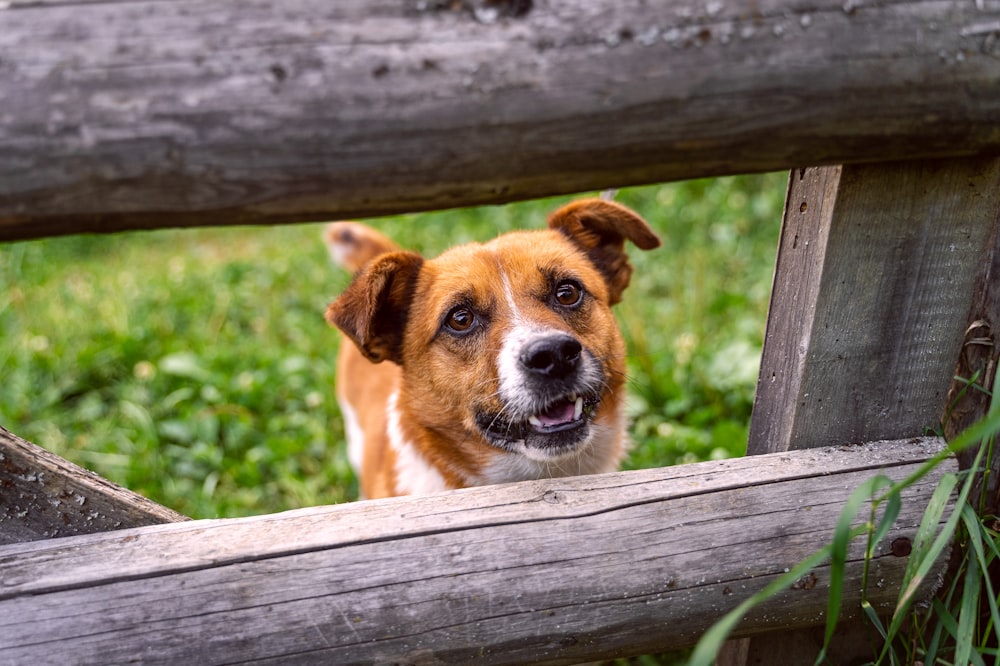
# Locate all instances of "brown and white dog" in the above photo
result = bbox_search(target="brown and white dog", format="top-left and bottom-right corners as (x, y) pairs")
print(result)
(324, 199), (660, 499)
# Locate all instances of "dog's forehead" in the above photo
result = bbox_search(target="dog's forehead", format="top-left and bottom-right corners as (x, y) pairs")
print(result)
(414, 229), (607, 319)
(421, 229), (601, 297)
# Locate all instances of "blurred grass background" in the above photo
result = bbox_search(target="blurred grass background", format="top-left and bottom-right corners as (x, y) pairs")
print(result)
(0, 174), (785, 519)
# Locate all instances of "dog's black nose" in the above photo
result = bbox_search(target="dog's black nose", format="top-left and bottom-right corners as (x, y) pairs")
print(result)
(520, 335), (582, 379)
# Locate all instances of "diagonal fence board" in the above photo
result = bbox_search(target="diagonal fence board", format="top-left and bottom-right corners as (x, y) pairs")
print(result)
(0, 425), (187, 546)
(0, 438), (955, 665)
(1, 0), (999, 240)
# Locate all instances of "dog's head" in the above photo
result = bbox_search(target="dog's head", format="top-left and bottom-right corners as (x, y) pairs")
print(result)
(326, 199), (660, 465)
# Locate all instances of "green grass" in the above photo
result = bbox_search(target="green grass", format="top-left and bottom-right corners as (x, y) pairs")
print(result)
(0, 174), (785, 519)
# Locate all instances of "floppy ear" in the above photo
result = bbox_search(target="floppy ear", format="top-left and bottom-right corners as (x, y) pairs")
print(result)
(325, 251), (424, 364)
(548, 199), (661, 305)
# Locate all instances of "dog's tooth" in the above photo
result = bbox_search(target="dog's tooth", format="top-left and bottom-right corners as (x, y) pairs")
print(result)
(528, 415), (543, 428)
(574, 397), (583, 420)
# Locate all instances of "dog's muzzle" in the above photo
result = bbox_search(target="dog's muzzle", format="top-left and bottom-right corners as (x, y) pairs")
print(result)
(476, 332), (604, 455)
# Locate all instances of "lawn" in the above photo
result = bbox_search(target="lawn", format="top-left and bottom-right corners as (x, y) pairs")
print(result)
(0, 174), (786, 519)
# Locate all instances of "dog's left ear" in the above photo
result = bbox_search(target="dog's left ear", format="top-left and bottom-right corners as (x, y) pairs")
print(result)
(548, 199), (661, 305)
(325, 251), (424, 365)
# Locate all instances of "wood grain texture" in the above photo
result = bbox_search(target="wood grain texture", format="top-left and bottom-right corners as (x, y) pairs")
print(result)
(0, 425), (187, 545)
(749, 157), (1000, 454)
(1, 0), (999, 240)
(0, 438), (954, 665)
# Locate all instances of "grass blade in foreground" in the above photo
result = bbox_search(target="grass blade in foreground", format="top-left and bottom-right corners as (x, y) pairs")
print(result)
(882, 462), (976, 658)
(687, 544), (840, 666)
(816, 475), (897, 664)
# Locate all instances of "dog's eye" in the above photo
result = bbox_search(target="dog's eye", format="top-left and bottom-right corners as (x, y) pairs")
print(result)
(445, 306), (476, 333)
(553, 280), (583, 307)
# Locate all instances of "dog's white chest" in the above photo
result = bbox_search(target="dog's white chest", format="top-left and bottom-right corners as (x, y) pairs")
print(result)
(386, 391), (450, 495)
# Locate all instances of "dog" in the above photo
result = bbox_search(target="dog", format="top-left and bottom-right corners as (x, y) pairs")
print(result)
(324, 199), (660, 499)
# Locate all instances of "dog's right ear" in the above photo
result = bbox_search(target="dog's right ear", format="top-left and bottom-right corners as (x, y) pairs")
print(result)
(326, 251), (424, 365)
(548, 199), (661, 305)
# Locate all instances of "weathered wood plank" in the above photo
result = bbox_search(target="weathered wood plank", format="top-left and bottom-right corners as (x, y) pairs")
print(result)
(1, 0), (999, 240)
(750, 157), (1000, 453)
(0, 425), (187, 545)
(0, 439), (954, 665)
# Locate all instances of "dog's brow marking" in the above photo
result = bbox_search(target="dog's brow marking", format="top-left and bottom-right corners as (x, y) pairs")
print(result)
(499, 268), (525, 325)
(387, 391), (449, 496)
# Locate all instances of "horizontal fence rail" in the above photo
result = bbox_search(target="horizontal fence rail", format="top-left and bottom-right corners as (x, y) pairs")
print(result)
(0, 438), (955, 665)
(0, 0), (999, 240)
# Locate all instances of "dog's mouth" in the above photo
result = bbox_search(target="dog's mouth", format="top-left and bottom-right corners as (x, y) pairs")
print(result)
(528, 394), (587, 431)
(475, 392), (601, 454)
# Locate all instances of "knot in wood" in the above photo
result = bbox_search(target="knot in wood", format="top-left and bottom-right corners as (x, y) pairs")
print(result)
(542, 490), (563, 504)
(891, 537), (913, 557)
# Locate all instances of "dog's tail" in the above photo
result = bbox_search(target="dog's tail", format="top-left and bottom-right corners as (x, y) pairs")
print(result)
(324, 222), (402, 274)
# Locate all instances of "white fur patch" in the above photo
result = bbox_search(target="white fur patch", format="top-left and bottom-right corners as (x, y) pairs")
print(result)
(327, 242), (349, 267)
(497, 323), (544, 414)
(499, 270), (526, 325)
(338, 398), (365, 477)
(387, 391), (449, 495)
(497, 269), (543, 415)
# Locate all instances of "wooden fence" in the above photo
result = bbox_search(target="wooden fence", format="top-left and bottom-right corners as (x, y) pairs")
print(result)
(2, 0), (1000, 664)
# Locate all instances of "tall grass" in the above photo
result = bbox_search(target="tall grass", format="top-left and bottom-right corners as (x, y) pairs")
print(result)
(0, 174), (785, 519)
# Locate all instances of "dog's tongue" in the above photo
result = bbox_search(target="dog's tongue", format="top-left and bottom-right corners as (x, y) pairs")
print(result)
(535, 398), (576, 427)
